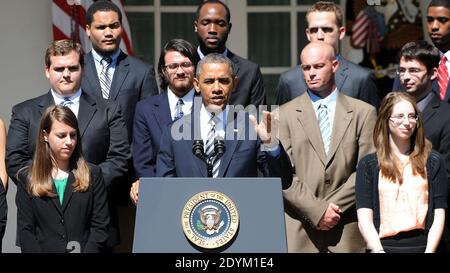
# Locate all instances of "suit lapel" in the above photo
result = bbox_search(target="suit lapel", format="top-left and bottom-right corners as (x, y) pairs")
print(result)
(38, 91), (56, 114)
(296, 94), (326, 165)
(218, 111), (241, 177)
(109, 51), (129, 100)
(84, 53), (102, 97)
(445, 80), (450, 102)
(50, 183), (64, 217)
(77, 91), (97, 137)
(153, 92), (172, 131)
(189, 107), (208, 177)
(335, 58), (349, 91)
(421, 92), (440, 124)
(61, 172), (75, 212)
(325, 94), (353, 166)
(227, 51), (241, 76)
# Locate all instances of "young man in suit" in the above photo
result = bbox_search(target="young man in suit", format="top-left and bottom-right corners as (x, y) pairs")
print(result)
(155, 53), (290, 188)
(6, 39), (130, 249)
(276, 1), (380, 108)
(274, 42), (376, 252)
(194, 0), (266, 108)
(130, 39), (199, 204)
(398, 40), (450, 252)
(427, 0), (450, 102)
(82, 0), (159, 251)
(393, 0), (450, 100)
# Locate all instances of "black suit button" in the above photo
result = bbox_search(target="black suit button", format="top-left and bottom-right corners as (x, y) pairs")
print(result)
(325, 179), (331, 184)
(61, 235), (66, 240)
(60, 219), (64, 225)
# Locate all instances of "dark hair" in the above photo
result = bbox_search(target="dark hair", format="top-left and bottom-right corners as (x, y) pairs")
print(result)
(196, 53), (235, 78)
(28, 105), (90, 197)
(86, 0), (122, 26)
(195, 0), (231, 23)
(45, 39), (84, 68)
(429, 0), (450, 9)
(158, 39), (199, 90)
(399, 40), (440, 74)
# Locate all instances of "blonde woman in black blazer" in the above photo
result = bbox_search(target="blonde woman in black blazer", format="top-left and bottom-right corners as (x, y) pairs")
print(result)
(16, 106), (109, 253)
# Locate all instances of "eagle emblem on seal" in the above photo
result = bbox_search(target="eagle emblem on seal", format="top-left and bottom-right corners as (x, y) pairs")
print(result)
(196, 205), (224, 235)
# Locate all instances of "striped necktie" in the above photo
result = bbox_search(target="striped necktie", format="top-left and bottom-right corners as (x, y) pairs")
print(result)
(60, 97), (73, 108)
(438, 55), (449, 100)
(174, 98), (184, 120)
(318, 104), (331, 155)
(205, 116), (220, 178)
(100, 57), (112, 99)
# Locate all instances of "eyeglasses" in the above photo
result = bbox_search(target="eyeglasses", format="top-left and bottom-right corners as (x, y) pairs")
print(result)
(397, 67), (424, 76)
(164, 62), (193, 71)
(389, 113), (418, 125)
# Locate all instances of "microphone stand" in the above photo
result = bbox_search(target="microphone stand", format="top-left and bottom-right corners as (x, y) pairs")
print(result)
(192, 139), (226, 178)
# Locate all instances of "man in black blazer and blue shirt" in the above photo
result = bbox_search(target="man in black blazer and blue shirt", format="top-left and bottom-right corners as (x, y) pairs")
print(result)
(276, 1), (380, 108)
(6, 39), (130, 249)
(194, 0), (266, 108)
(398, 40), (450, 252)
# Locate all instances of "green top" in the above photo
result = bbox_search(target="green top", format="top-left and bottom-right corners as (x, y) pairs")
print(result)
(54, 177), (68, 205)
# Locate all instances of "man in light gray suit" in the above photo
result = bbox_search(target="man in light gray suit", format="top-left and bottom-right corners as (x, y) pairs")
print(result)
(276, 1), (380, 108)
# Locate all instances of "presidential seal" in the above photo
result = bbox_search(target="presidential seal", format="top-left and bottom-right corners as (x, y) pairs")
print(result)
(181, 191), (239, 249)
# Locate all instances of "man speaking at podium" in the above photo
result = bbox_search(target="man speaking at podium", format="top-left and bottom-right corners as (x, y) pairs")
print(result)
(155, 53), (290, 184)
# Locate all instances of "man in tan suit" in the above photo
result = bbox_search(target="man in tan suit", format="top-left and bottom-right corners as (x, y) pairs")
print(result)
(275, 42), (377, 252)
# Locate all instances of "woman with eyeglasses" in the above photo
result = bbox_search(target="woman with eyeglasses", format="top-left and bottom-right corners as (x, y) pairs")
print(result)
(355, 92), (448, 253)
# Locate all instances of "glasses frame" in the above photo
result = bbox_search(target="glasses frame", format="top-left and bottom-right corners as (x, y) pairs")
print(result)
(389, 113), (419, 126)
(164, 61), (193, 72)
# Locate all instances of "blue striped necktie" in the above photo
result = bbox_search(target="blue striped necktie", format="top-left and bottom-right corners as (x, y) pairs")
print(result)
(100, 57), (112, 99)
(60, 97), (73, 108)
(174, 98), (184, 120)
(318, 104), (331, 155)
(205, 116), (220, 178)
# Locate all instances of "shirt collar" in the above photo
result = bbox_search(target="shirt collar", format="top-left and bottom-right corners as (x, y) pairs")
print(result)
(51, 88), (82, 103)
(92, 48), (120, 66)
(197, 47), (229, 59)
(167, 87), (195, 115)
(307, 87), (338, 110)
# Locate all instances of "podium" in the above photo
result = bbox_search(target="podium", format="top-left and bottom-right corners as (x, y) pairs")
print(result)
(133, 177), (287, 253)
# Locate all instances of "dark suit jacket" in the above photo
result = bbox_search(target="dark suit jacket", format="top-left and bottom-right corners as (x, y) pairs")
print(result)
(132, 92), (172, 178)
(276, 57), (380, 108)
(16, 164), (109, 253)
(420, 92), (450, 251)
(156, 107), (270, 178)
(0, 180), (6, 251)
(82, 50), (159, 141)
(6, 90), (130, 246)
(6, 91), (130, 188)
(198, 50), (266, 107)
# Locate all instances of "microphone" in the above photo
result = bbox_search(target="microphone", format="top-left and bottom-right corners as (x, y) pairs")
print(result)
(213, 138), (226, 162)
(192, 140), (214, 177)
(192, 140), (206, 161)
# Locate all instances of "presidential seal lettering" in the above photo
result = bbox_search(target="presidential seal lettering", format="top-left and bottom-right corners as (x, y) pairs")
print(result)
(181, 191), (239, 249)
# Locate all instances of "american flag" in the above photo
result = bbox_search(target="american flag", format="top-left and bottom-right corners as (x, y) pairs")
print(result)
(52, 0), (133, 55)
(351, 9), (381, 54)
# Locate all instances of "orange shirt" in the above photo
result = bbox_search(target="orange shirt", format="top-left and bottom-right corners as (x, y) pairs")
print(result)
(378, 163), (429, 238)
